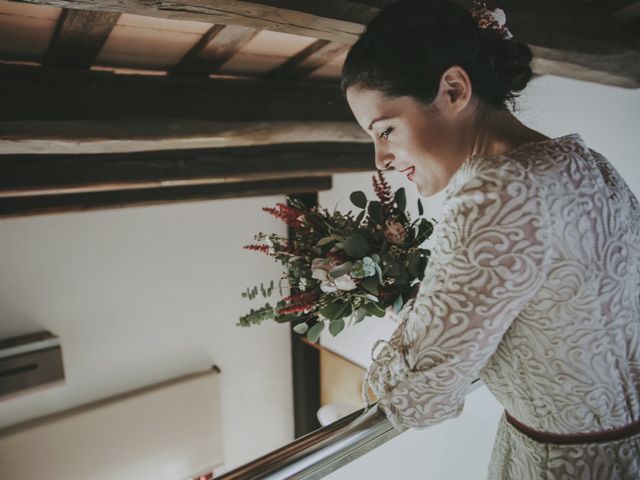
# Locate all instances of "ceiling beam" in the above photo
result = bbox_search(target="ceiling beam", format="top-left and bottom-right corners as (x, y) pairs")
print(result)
(9, 0), (640, 86)
(171, 24), (259, 76)
(0, 63), (352, 123)
(0, 142), (374, 198)
(0, 176), (333, 219)
(266, 39), (349, 80)
(44, 9), (120, 68)
(0, 120), (369, 155)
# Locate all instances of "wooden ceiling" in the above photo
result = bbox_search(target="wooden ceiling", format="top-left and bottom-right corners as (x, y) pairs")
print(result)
(0, 0), (638, 217)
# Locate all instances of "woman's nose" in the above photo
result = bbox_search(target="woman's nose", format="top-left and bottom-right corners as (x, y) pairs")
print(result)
(374, 145), (394, 171)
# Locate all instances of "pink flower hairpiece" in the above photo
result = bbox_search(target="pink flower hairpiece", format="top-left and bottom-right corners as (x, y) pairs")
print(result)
(471, 1), (514, 40)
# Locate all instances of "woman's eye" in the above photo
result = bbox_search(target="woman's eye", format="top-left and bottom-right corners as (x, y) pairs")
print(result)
(379, 127), (393, 139)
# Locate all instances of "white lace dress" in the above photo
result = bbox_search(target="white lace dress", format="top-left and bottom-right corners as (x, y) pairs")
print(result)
(366, 134), (640, 479)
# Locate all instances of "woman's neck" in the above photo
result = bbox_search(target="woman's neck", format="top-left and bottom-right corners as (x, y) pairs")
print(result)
(468, 107), (549, 159)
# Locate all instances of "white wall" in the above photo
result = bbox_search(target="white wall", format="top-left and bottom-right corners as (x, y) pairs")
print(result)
(320, 74), (640, 479)
(0, 196), (295, 472)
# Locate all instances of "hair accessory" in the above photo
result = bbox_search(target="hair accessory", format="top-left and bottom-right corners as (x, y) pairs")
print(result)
(471, 1), (513, 40)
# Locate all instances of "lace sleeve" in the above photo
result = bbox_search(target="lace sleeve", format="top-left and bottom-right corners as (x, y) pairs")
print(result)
(366, 162), (551, 430)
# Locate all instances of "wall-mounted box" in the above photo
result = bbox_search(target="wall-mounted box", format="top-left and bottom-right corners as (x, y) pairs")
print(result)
(0, 331), (64, 399)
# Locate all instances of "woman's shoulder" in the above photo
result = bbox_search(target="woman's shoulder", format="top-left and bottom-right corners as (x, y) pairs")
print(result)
(444, 133), (587, 199)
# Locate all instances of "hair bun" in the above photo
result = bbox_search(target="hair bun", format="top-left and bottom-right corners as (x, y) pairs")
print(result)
(492, 38), (534, 94)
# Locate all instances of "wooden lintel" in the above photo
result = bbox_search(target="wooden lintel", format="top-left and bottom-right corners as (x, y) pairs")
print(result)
(0, 63), (351, 122)
(9, 0), (640, 87)
(44, 9), (121, 68)
(0, 120), (369, 155)
(0, 176), (333, 218)
(0, 142), (374, 197)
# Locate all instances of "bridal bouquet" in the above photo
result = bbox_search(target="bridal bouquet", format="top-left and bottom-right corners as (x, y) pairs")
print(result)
(238, 172), (434, 342)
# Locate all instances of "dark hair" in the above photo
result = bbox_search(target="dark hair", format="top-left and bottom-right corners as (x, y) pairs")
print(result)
(341, 0), (533, 110)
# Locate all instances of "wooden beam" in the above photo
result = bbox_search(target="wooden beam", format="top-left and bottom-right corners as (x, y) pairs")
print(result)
(0, 177), (333, 218)
(0, 120), (369, 155)
(43, 9), (120, 68)
(8, 0), (372, 43)
(10, 0), (640, 87)
(266, 39), (349, 80)
(171, 24), (259, 76)
(0, 142), (374, 197)
(0, 63), (352, 122)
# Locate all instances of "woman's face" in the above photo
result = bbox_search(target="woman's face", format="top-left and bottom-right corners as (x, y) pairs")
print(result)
(346, 86), (468, 197)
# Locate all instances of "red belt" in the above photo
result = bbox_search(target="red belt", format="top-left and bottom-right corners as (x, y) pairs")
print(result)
(505, 411), (640, 445)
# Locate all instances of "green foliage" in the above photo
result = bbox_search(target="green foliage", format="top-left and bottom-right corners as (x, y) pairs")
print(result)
(241, 281), (275, 300)
(350, 191), (368, 209)
(367, 201), (384, 223)
(320, 300), (350, 321)
(364, 302), (386, 318)
(350, 257), (376, 279)
(293, 322), (309, 334)
(237, 304), (275, 327)
(393, 294), (404, 313)
(329, 319), (345, 336)
(360, 276), (379, 295)
(395, 188), (406, 212)
(307, 322), (325, 343)
(329, 261), (353, 279)
(353, 307), (367, 324)
(343, 233), (369, 258)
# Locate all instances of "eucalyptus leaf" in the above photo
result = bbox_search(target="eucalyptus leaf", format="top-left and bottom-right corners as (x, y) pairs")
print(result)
(355, 210), (366, 226)
(320, 301), (349, 321)
(395, 187), (406, 212)
(329, 261), (353, 279)
(317, 235), (338, 246)
(350, 191), (368, 209)
(353, 307), (367, 324)
(293, 322), (309, 334)
(417, 198), (424, 216)
(363, 293), (379, 303)
(329, 319), (345, 336)
(360, 276), (379, 295)
(393, 294), (404, 313)
(307, 322), (325, 343)
(374, 263), (383, 283)
(364, 302), (386, 318)
(343, 233), (369, 259)
(275, 313), (301, 324)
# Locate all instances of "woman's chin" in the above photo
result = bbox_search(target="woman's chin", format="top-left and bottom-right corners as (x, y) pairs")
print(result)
(415, 181), (434, 197)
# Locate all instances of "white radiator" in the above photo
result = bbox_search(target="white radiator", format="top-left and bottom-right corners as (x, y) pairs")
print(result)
(0, 369), (224, 480)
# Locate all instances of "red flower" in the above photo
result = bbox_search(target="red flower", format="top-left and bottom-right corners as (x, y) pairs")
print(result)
(263, 203), (306, 228)
(372, 171), (393, 206)
(277, 292), (319, 315)
(243, 244), (272, 255)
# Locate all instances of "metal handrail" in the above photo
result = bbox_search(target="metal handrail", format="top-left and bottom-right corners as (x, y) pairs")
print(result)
(217, 378), (484, 480)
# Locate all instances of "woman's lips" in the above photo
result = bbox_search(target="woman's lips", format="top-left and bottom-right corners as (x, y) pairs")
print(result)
(400, 166), (416, 181)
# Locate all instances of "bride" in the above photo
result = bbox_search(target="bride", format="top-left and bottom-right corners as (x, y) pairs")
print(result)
(341, 0), (640, 478)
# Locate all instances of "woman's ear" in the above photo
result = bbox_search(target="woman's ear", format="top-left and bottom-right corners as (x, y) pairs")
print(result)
(433, 66), (472, 116)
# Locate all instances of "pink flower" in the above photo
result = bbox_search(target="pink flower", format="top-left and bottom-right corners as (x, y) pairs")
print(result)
(384, 221), (407, 245)
(311, 257), (357, 292)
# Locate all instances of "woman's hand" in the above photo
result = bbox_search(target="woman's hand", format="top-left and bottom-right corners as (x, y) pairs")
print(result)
(385, 284), (420, 323)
